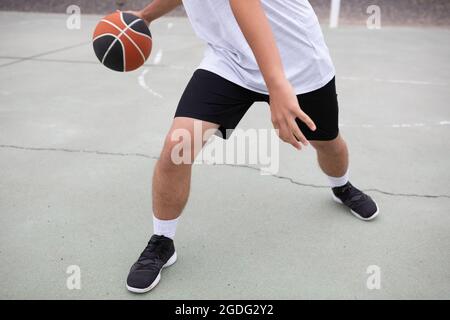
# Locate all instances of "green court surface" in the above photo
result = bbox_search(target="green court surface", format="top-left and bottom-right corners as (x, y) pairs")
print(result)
(0, 12), (449, 299)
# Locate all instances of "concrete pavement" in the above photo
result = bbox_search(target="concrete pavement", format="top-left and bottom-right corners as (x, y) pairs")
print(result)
(0, 12), (449, 299)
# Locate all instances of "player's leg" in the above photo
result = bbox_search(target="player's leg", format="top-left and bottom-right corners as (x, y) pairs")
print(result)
(296, 77), (378, 221)
(153, 117), (219, 221)
(310, 134), (348, 178)
(126, 69), (257, 294)
(126, 117), (218, 294)
(310, 135), (378, 221)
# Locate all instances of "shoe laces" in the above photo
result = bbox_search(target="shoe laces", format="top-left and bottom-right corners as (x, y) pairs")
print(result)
(339, 183), (368, 205)
(135, 237), (167, 268)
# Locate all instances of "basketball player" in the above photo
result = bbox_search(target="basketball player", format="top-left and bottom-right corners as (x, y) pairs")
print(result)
(126, 0), (379, 293)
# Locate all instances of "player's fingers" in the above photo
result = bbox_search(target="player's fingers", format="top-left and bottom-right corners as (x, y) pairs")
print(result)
(290, 119), (308, 146)
(295, 108), (316, 131)
(289, 133), (302, 150)
(280, 123), (301, 150)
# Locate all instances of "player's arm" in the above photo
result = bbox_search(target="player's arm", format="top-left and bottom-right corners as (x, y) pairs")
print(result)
(229, 0), (316, 149)
(130, 0), (182, 24)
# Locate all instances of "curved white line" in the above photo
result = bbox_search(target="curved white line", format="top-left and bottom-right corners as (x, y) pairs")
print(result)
(118, 12), (149, 62)
(93, 33), (117, 42)
(119, 12), (152, 40)
(125, 27), (153, 40)
(122, 33), (146, 63)
(153, 49), (163, 65)
(117, 37), (126, 72)
(100, 19), (123, 31)
(94, 31), (125, 71)
(100, 18), (142, 67)
(101, 34), (121, 64)
(138, 69), (163, 98)
(101, 18), (147, 64)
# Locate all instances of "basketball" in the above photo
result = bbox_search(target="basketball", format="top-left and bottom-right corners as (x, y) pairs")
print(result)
(93, 11), (152, 72)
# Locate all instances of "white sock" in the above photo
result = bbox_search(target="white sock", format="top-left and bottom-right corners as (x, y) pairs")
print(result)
(153, 215), (179, 240)
(327, 168), (349, 188)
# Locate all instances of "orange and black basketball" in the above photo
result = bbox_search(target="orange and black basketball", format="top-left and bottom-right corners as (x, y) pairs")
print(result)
(93, 12), (152, 72)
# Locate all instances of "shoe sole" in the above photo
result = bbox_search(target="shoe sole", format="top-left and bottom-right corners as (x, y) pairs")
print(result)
(332, 194), (379, 221)
(126, 251), (177, 294)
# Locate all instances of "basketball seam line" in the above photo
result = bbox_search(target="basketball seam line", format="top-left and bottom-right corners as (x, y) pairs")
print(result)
(99, 18), (147, 69)
(115, 12), (152, 63)
(99, 24), (126, 70)
(94, 33), (125, 70)
(124, 26), (152, 40)
(119, 13), (152, 40)
(113, 13), (149, 64)
(97, 34), (126, 71)
(93, 33), (118, 42)
(100, 20), (136, 70)
(117, 13), (148, 65)
(100, 18), (142, 71)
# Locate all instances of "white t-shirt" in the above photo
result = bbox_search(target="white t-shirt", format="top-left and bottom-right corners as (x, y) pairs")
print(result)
(182, 0), (335, 95)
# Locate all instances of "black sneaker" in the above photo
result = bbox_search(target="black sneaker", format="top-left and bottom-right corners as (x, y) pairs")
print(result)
(332, 182), (379, 221)
(126, 234), (177, 293)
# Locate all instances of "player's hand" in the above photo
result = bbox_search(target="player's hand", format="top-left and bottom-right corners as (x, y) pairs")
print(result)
(269, 79), (316, 150)
(124, 10), (150, 25)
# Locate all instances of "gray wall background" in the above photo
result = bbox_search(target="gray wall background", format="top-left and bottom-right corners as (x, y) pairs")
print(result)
(0, 0), (449, 26)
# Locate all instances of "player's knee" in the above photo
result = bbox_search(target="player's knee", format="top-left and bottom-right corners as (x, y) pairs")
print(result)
(311, 135), (344, 154)
(159, 132), (194, 171)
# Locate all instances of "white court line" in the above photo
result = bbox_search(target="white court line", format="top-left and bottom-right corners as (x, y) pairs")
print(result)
(138, 69), (163, 98)
(340, 121), (450, 128)
(374, 78), (448, 86)
(153, 49), (163, 65)
(339, 76), (448, 87)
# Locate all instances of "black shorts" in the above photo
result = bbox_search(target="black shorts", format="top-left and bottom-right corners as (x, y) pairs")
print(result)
(175, 69), (339, 141)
